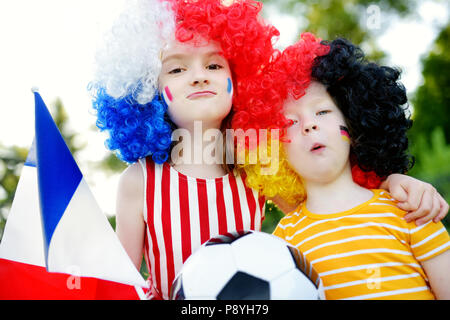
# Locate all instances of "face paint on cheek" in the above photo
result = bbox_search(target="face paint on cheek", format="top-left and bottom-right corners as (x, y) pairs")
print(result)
(340, 125), (351, 143)
(227, 78), (233, 96)
(162, 86), (173, 106)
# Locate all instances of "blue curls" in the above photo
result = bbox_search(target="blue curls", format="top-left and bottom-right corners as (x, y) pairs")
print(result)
(91, 88), (173, 164)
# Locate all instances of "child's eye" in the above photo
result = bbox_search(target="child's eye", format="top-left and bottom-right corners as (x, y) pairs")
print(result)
(286, 119), (298, 127)
(317, 110), (330, 116)
(207, 64), (223, 70)
(169, 68), (183, 74)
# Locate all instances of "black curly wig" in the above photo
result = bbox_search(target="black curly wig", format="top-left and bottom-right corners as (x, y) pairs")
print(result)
(311, 38), (414, 178)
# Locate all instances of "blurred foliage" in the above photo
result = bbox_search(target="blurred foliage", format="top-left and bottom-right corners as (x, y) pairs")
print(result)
(0, 99), (84, 241)
(264, 0), (418, 61)
(0, 145), (28, 240)
(409, 23), (450, 143)
(408, 22), (450, 230)
(95, 153), (127, 174)
(408, 128), (450, 230)
(409, 128), (450, 195)
(51, 98), (86, 156)
(262, 200), (285, 234)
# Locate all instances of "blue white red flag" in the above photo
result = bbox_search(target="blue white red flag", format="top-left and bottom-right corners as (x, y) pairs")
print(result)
(0, 91), (147, 299)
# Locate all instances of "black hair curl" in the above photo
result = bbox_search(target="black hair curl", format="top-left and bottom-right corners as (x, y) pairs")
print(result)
(312, 38), (414, 178)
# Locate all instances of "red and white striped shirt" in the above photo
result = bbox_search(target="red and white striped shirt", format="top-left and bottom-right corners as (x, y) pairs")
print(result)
(139, 158), (265, 299)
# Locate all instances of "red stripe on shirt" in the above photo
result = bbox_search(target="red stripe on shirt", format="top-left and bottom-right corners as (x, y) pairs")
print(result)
(215, 178), (228, 235)
(143, 160), (265, 299)
(258, 195), (266, 221)
(178, 174), (191, 262)
(240, 171), (256, 230)
(197, 180), (210, 243)
(161, 163), (175, 294)
(229, 174), (244, 231)
(145, 158), (162, 295)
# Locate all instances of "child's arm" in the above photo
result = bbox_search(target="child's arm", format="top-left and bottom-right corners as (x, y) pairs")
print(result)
(421, 250), (450, 299)
(115, 162), (146, 271)
(381, 174), (449, 225)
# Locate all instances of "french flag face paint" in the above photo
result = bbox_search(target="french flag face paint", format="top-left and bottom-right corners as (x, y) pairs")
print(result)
(340, 125), (351, 143)
(227, 78), (233, 97)
(162, 86), (173, 106)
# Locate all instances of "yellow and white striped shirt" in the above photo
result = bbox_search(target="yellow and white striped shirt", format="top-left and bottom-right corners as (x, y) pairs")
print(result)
(273, 189), (450, 300)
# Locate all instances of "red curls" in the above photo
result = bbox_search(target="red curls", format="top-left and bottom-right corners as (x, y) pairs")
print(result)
(232, 32), (329, 138)
(351, 165), (384, 189)
(172, 0), (279, 79)
(272, 33), (330, 100)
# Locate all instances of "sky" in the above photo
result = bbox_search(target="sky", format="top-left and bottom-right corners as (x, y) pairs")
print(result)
(0, 0), (448, 216)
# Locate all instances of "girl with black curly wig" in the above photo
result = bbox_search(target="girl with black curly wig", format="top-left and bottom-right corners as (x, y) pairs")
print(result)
(311, 37), (413, 180)
(238, 33), (449, 225)
(269, 37), (450, 300)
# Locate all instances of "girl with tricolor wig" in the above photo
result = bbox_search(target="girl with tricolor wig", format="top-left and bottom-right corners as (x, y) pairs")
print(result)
(234, 33), (448, 224)
(89, 0), (280, 299)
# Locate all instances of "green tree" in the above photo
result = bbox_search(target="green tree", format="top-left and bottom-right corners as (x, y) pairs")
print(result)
(408, 23), (450, 230)
(0, 99), (85, 240)
(409, 23), (450, 143)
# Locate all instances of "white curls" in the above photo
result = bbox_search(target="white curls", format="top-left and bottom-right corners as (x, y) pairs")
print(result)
(92, 0), (175, 104)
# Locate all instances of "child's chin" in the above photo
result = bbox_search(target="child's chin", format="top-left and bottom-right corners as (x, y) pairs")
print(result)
(306, 169), (344, 184)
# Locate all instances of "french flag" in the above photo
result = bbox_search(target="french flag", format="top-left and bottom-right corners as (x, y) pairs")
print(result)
(0, 91), (147, 299)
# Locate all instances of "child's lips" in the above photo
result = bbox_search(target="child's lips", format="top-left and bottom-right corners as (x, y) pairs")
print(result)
(187, 91), (217, 99)
(310, 143), (326, 153)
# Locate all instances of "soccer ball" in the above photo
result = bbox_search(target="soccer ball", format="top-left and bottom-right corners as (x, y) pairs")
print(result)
(170, 230), (324, 300)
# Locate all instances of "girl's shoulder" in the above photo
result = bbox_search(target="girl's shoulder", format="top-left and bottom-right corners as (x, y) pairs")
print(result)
(117, 161), (145, 199)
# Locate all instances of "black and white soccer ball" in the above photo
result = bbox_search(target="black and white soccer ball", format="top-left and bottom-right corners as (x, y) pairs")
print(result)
(170, 230), (324, 300)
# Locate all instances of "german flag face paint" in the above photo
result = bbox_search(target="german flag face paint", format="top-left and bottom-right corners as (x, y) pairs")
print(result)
(340, 125), (351, 143)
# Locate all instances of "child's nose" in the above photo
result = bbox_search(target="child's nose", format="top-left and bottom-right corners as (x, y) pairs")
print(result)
(191, 67), (210, 86)
(192, 78), (209, 86)
(302, 123), (318, 135)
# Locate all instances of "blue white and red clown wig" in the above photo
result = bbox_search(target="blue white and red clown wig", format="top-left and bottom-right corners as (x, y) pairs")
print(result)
(89, 0), (279, 164)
